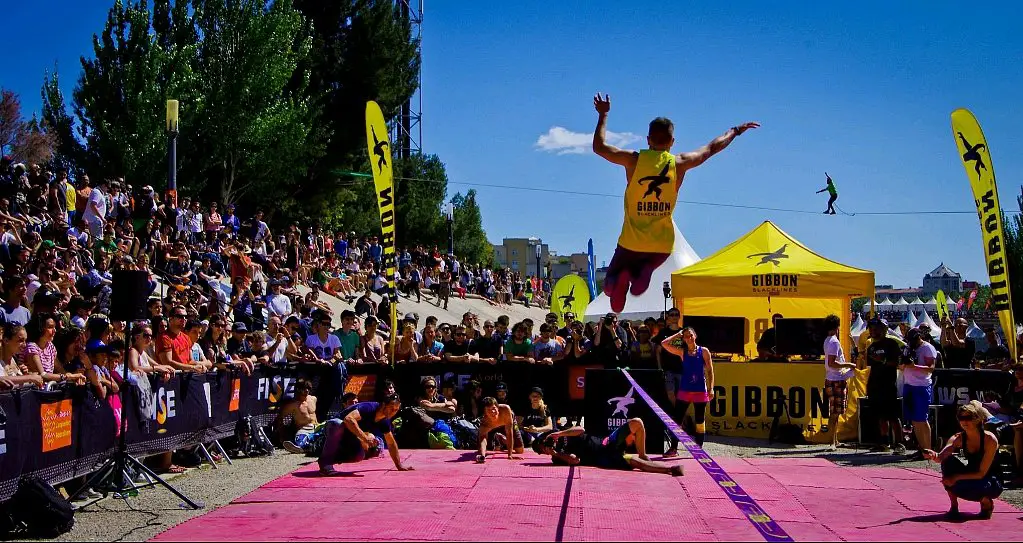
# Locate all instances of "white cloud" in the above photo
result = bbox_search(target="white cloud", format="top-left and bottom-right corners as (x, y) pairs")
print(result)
(535, 126), (640, 155)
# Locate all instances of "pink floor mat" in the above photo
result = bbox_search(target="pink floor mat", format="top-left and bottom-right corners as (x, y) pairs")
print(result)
(151, 450), (1023, 542)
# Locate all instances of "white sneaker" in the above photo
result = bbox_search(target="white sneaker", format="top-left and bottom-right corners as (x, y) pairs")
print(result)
(283, 441), (305, 454)
(84, 488), (103, 499)
(892, 444), (907, 455)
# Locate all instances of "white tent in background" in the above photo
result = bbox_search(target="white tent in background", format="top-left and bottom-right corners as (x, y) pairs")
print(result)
(967, 320), (987, 351)
(585, 221), (700, 321)
(850, 314), (866, 336)
(889, 324), (904, 339)
(876, 297), (891, 312)
(923, 297), (938, 312)
(860, 299), (872, 314)
(918, 311), (941, 339)
(892, 297), (910, 312)
(903, 311), (918, 328)
(908, 297), (926, 313)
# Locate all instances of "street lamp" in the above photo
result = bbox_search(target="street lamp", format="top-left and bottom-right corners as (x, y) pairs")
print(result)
(535, 243), (542, 282)
(166, 99), (179, 209)
(443, 203), (454, 256)
(662, 281), (671, 317)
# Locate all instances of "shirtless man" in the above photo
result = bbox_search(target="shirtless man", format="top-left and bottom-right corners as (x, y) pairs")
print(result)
(476, 397), (524, 463)
(592, 92), (758, 312)
(279, 379), (318, 454)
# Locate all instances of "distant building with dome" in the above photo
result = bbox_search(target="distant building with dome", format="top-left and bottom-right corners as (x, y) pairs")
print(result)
(922, 263), (962, 295)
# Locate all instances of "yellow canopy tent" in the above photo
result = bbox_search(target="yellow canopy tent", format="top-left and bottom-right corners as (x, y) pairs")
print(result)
(670, 221), (874, 441)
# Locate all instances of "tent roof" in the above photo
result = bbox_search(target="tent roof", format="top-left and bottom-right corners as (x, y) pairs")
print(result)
(671, 221), (874, 299)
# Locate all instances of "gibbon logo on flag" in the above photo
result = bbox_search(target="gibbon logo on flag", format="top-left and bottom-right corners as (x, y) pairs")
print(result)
(951, 108), (1015, 361)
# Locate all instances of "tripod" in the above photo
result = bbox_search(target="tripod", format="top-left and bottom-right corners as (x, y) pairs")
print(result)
(68, 319), (202, 509)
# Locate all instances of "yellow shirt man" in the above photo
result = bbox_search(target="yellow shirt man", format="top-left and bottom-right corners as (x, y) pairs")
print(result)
(590, 92), (759, 312)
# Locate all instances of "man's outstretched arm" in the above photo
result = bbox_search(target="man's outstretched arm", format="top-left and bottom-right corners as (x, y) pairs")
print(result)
(677, 122), (759, 172)
(592, 93), (636, 167)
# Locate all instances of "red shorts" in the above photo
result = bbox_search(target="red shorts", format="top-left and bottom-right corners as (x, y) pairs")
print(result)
(603, 246), (669, 309)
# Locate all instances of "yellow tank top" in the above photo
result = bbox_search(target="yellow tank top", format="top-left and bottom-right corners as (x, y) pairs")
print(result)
(617, 149), (678, 253)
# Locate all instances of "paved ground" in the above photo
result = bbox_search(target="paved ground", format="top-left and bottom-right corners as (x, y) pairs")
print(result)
(22, 436), (1022, 542)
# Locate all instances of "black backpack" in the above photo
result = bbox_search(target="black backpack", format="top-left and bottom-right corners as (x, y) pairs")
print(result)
(7, 476), (74, 538)
(235, 416), (274, 457)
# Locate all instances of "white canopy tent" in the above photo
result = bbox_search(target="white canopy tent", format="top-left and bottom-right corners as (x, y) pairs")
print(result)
(947, 297), (958, 314)
(585, 221), (701, 321)
(903, 311), (918, 328)
(876, 297), (891, 312)
(892, 297), (910, 312)
(850, 314), (866, 337)
(923, 297), (938, 312)
(908, 297), (926, 313)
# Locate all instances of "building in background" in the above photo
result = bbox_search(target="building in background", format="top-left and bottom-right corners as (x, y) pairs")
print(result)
(922, 263), (963, 295)
(491, 237), (550, 278)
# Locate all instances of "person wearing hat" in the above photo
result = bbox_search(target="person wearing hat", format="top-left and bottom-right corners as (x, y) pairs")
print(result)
(227, 321), (252, 357)
(593, 313), (627, 367)
(903, 328), (938, 460)
(864, 317), (907, 454)
(518, 387), (554, 446)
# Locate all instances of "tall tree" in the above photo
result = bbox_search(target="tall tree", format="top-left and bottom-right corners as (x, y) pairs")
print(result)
(0, 90), (22, 158)
(450, 189), (492, 266)
(13, 116), (59, 166)
(191, 0), (318, 206)
(1001, 189), (1023, 320)
(41, 68), (84, 172)
(392, 153), (446, 245)
(73, 0), (167, 182)
(293, 0), (420, 206)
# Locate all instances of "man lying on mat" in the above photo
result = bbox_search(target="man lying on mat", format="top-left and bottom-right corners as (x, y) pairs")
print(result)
(317, 394), (413, 475)
(532, 419), (684, 476)
(476, 397), (525, 463)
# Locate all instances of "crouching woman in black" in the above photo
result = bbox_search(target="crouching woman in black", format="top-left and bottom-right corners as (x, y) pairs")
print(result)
(923, 401), (1003, 519)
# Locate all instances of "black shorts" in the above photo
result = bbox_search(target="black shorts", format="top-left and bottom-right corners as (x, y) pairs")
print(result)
(867, 388), (901, 420)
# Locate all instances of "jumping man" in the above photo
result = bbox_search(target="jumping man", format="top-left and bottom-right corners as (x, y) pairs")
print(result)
(592, 93), (758, 313)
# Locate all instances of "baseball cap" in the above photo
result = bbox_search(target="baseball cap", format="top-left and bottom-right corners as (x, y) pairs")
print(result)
(404, 312), (419, 322)
(232, 322), (248, 333)
(495, 382), (508, 392)
(604, 312), (617, 320)
(564, 312), (576, 319)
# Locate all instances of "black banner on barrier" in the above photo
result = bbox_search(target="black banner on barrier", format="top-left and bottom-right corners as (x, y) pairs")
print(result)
(583, 369), (670, 454)
(0, 359), (612, 501)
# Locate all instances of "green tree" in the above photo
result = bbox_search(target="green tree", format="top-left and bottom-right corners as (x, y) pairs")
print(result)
(73, 0), (168, 183)
(1002, 189), (1023, 320)
(450, 189), (492, 266)
(393, 153), (446, 245)
(293, 0), (420, 207)
(41, 67), (85, 172)
(190, 0), (318, 206)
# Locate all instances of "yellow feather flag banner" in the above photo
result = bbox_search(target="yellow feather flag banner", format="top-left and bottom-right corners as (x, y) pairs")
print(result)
(935, 290), (949, 323)
(550, 275), (591, 327)
(951, 108), (1015, 360)
(366, 101), (398, 361)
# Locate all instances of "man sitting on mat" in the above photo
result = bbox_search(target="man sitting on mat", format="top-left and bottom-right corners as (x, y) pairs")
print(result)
(317, 395), (413, 475)
(532, 420), (684, 476)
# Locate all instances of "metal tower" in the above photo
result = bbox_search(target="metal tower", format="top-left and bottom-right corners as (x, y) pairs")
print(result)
(392, 0), (422, 159)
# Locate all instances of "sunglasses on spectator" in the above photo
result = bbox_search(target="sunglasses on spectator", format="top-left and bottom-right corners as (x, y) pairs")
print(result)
(172, 314), (187, 319)
(424, 384), (436, 389)
(142, 333), (153, 339)
(455, 332), (466, 337)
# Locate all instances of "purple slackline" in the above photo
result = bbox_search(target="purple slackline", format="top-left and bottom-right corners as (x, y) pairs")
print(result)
(621, 369), (792, 543)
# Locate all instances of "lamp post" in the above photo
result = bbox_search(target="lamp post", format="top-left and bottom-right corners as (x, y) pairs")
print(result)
(662, 281), (671, 317)
(166, 99), (179, 209)
(444, 203), (454, 256)
(536, 243), (542, 283)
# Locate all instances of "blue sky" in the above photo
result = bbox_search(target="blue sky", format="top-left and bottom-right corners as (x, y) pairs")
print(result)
(5, 1), (1023, 289)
